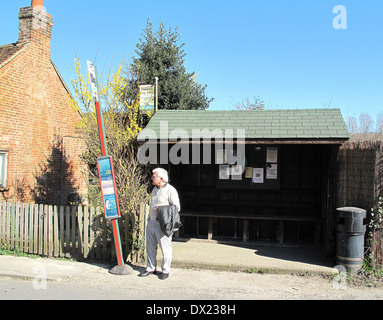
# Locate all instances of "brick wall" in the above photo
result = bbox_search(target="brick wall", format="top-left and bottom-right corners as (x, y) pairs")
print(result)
(0, 5), (87, 204)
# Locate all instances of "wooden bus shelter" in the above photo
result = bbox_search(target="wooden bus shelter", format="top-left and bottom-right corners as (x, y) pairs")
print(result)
(137, 109), (350, 255)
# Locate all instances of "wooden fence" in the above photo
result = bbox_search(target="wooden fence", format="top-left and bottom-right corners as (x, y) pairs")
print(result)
(336, 139), (383, 266)
(0, 201), (148, 263)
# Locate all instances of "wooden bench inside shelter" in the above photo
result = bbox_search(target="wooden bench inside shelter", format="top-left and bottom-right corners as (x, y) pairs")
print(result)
(178, 212), (322, 246)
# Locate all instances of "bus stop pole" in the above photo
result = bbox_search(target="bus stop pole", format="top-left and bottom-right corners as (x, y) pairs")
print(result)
(88, 61), (131, 275)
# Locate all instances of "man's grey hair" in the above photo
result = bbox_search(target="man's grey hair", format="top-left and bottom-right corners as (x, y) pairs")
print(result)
(153, 168), (169, 183)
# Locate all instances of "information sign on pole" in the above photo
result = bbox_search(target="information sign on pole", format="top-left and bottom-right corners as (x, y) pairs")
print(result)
(87, 60), (99, 102)
(139, 84), (155, 112)
(97, 156), (121, 220)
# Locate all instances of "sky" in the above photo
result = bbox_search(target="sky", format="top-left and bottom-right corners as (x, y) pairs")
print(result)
(1, 0), (382, 127)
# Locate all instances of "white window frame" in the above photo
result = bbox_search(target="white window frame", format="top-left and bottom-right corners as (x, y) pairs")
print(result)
(0, 150), (8, 188)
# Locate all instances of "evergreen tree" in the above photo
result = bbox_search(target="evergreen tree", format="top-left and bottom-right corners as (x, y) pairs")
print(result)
(126, 20), (213, 110)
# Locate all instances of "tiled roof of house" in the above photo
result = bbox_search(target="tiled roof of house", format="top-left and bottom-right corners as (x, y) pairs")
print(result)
(137, 108), (350, 142)
(0, 43), (28, 69)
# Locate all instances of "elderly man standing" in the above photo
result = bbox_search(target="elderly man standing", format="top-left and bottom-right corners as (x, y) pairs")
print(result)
(139, 168), (180, 280)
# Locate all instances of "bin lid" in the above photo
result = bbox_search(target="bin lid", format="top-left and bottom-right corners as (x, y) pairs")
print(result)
(337, 207), (366, 214)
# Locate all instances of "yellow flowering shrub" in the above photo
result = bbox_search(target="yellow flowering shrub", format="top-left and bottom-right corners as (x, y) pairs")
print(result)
(70, 58), (150, 215)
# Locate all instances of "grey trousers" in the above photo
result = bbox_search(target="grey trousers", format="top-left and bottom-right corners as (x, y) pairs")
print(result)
(145, 220), (173, 274)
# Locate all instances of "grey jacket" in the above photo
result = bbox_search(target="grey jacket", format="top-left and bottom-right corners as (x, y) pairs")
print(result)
(157, 204), (183, 237)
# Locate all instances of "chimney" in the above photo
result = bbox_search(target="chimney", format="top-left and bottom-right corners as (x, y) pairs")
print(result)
(32, 0), (44, 9)
(18, 0), (53, 47)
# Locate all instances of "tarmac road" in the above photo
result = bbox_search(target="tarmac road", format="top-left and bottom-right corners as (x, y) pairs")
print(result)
(0, 255), (383, 300)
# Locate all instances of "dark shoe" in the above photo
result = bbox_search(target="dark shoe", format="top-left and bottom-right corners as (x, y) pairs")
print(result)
(138, 270), (157, 277)
(158, 272), (169, 280)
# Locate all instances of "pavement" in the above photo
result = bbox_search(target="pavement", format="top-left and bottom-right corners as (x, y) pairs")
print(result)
(0, 239), (336, 282)
(171, 240), (336, 274)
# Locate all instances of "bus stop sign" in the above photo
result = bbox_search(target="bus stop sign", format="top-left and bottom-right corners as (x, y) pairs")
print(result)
(97, 156), (121, 219)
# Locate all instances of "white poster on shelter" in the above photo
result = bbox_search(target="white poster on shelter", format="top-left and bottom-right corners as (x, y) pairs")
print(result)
(231, 165), (243, 180)
(219, 165), (230, 180)
(252, 168), (264, 183)
(266, 164), (278, 179)
(266, 147), (278, 163)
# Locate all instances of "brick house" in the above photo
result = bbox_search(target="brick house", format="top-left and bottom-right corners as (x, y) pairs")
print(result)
(0, 0), (87, 204)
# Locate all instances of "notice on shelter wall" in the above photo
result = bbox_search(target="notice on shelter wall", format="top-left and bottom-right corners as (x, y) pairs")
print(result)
(245, 167), (253, 179)
(252, 168), (264, 183)
(266, 163), (278, 179)
(231, 165), (243, 180)
(219, 165), (230, 180)
(266, 147), (278, 163)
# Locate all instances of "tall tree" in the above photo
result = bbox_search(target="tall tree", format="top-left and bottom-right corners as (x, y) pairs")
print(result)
(126, 20), (213, 110)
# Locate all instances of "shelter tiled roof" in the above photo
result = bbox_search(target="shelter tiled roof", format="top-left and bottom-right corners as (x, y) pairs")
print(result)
(137, 108), (350, 143)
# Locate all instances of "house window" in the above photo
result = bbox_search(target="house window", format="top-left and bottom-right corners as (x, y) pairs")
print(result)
(0, 150), (8, 188)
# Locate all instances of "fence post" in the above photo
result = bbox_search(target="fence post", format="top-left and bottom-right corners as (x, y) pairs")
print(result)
(1, 202), (6, 247)
(65, 206), (70, 258)
(48, 205), (53, 257)
(71, 206), (76, 257)
(10, 202), (15, 250)
(89, 206), (95, 260)
(83, 206), (89, 259)
(27, 203), (32, 254)
(59, 206), (64, 258)
(22, 203), (28, 253)
(33, 204), (39, 254)
(19, 202), (24, 252)
(53, 205), (59, 257)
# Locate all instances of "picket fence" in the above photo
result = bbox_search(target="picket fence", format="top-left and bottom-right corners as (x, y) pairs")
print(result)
(0, 201), (148, 262)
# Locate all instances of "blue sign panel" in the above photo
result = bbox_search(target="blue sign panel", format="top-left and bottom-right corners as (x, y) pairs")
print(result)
(97, 156), (121, 219)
